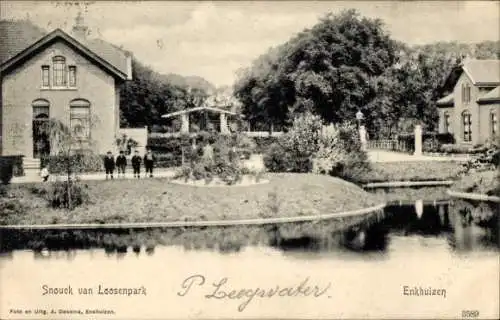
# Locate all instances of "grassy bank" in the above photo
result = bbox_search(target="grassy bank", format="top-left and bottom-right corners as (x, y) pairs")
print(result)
(358, 161), (464, 183)
(451, 170), (499, 197)
(1, 173), (383, 226)
(369, 186), (450, 203)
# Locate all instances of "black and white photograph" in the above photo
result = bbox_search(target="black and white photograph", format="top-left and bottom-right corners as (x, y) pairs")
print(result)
(0, 1), (499, 319)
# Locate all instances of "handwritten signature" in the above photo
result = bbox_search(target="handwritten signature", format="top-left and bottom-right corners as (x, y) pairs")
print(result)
(177, 274), (331, 312)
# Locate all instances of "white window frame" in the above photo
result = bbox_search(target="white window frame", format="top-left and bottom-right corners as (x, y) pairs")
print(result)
(41, 66), (50, 88)
(491, 111), (498, 137)
(462, 111), (472, 142)
(69, 100), (91, 141)
(68, 66), (77, 88)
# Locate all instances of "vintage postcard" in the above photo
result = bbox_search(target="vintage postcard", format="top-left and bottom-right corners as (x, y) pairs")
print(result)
(0, 0), (499, 319)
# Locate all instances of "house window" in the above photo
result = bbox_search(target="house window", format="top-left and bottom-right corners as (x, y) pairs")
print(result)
(462, 84), (471, 104)
(462, 111), (472, 142)
(53, 56), (66, 87)
(68, 66), (77, 87)
(491, 111), (498, 137)
(41, 66), (50, 87)
(70, 99), (91, 140)
(444, 112), (452, 133)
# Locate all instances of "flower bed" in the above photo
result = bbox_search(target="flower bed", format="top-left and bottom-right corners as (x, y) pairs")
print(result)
(170, 174), (269, 187)
(0, 173), (383, 226)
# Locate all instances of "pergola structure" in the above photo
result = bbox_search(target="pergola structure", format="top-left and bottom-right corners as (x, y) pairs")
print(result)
(161, 106), (238, 134)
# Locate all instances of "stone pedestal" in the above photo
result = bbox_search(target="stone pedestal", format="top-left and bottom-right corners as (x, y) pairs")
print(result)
(415, 199), (423, 219)
(359, 125), (367, 151)
(414, 124), (422, 156)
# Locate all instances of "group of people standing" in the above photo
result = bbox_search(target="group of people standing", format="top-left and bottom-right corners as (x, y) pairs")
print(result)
(103, 148), (156, 179)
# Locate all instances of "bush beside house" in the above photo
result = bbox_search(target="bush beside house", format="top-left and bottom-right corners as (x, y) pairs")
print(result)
(0, 156), (24, 183)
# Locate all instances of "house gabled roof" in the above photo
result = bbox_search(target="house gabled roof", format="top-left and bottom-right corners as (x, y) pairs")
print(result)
(442, 59), (500, 91)
(1, 23), (131, 80)
(436, 93), (454, 107)
(462, 59), (500, 86)
(477, 86), (500, 104)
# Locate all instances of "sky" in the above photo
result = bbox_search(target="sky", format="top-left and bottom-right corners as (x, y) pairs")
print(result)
(1, 1), (499, 87)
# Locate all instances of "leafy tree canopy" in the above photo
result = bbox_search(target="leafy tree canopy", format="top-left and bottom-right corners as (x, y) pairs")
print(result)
(234, 9), (500, 138)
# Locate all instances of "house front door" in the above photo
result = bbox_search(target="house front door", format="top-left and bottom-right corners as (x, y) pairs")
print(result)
(32, 115), (50, 158)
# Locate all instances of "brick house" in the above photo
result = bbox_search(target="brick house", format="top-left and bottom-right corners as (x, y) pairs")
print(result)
(436, 59), (499, 146)
(0, 14), (132, 161)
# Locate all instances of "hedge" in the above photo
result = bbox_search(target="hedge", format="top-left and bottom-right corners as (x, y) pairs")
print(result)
(40, 154), (104, 174)
(253, 136), (280, 154)
(0, 155), (24, 184)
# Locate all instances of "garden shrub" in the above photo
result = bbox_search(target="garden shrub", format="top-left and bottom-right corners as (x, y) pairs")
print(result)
(155, 152), (182, 168)
(233, 133), (257, 159)
(285, 112), (322, 157)
(41, 153), (103, 174)
(47, 180), (89, 209)
(312, 123), (371, 183)
(175, 132), (256, 185)
(253, 136), (280, 154)
(263, 142), (312, 173)
(0, 198), (27, 225)
(263, 113), (321, 173)
(0, 155), (25, 183)
(264, 114), (370, 180)
(0, 161), (14, 185)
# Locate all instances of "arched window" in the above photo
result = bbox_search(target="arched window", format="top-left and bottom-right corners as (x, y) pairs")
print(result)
(32, 99), (50, 158)
(70, 99), (91, 140)
(462, 111), (472, 142)
(491, 111), (498, 137)
(444, 112), (451, 133)
(53, 56), (66, 87)
(32, 99), (50, 120)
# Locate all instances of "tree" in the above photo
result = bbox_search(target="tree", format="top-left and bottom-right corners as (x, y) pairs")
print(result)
(42, 117), (100, 209)
(234, 9), (399, 131)
(119, 58), (216, 132)
(234, 9), (499, 138)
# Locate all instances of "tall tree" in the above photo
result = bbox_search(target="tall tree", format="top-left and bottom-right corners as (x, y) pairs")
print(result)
(234, 9), (399, 131)
(119, 58), (215, 131)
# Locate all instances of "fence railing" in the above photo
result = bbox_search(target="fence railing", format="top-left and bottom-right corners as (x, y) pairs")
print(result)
(367, 139), (413, 153)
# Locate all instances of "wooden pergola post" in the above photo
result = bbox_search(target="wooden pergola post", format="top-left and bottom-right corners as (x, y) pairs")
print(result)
(181, 113), (189, 133)
(220, 113), (229, 134)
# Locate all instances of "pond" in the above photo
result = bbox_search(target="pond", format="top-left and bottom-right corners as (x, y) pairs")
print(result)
(0, 200), (498, 319)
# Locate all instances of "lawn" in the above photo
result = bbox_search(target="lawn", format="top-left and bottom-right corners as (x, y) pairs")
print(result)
(451, 170), (500, 196)
(1, 173), (383, 226)
(358, 161), (464, 183)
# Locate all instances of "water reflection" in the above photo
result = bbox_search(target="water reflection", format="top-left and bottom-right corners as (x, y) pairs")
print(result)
(0, 200), (498, 259)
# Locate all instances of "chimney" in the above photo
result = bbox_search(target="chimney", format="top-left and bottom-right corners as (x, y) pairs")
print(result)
(126, 53), (133, 80)
(72, 11), (88, 40)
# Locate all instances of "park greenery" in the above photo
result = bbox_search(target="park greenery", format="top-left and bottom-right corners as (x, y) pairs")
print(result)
(233, 9), (499, 138)
(173, 133), (261, 185)
(1, 11), (499, 228)
(263, 112), (370, 183)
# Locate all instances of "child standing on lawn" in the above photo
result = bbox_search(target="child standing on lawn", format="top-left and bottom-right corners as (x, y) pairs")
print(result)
(143, 148), (155, 178)
(116, 150), (127, 178)
(131, 150), (142, 178)
(40, 165), (50, 182)
(104, 151), (115, 180)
